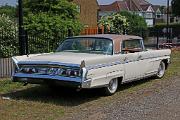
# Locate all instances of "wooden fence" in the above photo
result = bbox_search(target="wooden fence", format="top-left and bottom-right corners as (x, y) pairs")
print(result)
(81, 26), (104, 35)
(0, 58), (14, 78)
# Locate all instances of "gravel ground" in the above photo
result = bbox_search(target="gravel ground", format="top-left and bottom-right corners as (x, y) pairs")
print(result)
(64, 76), (180, 120)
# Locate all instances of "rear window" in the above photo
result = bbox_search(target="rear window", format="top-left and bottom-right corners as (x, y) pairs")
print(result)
(122, 39), (144, 53)
(56, 37), (113, 55)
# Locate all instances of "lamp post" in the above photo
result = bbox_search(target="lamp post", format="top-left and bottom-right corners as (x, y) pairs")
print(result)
(18, 0), (26, 55)
(166, 0), (170, 43)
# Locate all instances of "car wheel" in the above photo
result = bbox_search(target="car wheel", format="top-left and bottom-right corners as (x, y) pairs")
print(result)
(103, 78), (118, 96)
(156, 61), (166, 78)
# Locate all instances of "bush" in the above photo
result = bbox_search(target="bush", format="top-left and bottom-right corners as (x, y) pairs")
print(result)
(0, 14), (18, 58)
(154, 23), (180, 29)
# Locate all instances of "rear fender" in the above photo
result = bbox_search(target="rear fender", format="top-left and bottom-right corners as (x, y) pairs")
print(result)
(11, 54), (42, 69)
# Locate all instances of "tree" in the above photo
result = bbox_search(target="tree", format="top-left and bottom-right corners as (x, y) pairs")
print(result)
(98, 16), (113, 33)
(171, 0), (180, 16)
(119, 11), (147, 36)
(22, 0), (83, 53)
(111, 13), (129, 34)
(99, 11), (147, 36)
(23, 0), (82, 34)
(0, 5), (16, 18)
(99, 13), (129, 34)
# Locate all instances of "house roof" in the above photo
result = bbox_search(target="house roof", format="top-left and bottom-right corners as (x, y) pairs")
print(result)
(99, 2), (120, 12)
(152, 5), (169, 14)
(99, 0), (156, 12)
(141, 5), (150, 11)
(137, 0), (151, 5)
(99, 1), (129, 12)
(125, 0), (142, 11)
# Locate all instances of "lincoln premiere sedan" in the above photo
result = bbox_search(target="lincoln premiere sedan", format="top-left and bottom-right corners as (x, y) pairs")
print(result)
(12, 34), (171, 95)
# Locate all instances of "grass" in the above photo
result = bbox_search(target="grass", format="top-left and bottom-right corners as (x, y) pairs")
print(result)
(0, 51), (180, 120)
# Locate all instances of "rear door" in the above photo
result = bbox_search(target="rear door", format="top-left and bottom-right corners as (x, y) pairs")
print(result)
(121, 39), (146, 82)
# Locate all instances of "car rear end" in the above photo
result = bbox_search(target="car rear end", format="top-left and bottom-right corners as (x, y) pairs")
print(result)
(12, 62), (84, 88)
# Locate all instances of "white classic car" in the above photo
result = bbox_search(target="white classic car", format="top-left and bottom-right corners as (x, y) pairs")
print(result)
(12, 34), (171, 95)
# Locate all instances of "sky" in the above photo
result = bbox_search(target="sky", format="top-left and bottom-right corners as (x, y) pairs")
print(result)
(0, 0), (171, 6)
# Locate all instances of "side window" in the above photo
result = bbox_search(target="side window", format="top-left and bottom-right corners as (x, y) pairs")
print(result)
(122, 39), (143, 54)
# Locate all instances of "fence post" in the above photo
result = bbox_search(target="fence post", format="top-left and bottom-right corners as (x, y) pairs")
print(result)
(25, 30), (29, 55)
(18, 0), (26, 55)
(68, 29), (73, 37)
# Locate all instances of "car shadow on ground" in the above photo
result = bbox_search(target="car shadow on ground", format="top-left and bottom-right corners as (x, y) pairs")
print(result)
(1, 77), (155, 106)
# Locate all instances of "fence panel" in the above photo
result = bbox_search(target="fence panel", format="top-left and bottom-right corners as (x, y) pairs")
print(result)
(0, 58), (14, 78)
(27, 32), (67, 54)
(81, 27), (98, 35)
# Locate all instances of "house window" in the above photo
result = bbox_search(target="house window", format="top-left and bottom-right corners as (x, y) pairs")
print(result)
(156, 14), (161, 18)
(156, 13), (161, 19)
(145, 13), (153, 18)
(76, 5), (81, 13)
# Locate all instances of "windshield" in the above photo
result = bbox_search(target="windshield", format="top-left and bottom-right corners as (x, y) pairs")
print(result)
(56, 37), (113, 55)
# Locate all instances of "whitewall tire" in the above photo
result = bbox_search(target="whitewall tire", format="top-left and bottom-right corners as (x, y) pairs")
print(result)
(103, 78), (118, 96)
(156, 61), (166, 78)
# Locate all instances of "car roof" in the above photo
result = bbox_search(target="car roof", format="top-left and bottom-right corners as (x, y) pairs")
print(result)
(70, 34), (142, 54)
(72, 34), (142, 41)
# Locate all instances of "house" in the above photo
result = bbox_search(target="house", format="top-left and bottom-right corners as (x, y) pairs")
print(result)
(99, 0), (163, 27)
(163, 6), (180, 24)
(72, 0), (99, 27)
(152, 5), (164, 24)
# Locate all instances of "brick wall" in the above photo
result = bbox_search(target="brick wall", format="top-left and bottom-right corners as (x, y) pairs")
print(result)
(73, 0), (99, 27)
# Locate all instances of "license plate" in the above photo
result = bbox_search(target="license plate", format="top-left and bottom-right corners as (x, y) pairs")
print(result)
(20, 78), (28, 81)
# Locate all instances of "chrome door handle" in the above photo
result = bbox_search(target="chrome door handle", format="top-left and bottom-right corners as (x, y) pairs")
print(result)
(138, 55), (142, 59)
(124, 57), (128, 62)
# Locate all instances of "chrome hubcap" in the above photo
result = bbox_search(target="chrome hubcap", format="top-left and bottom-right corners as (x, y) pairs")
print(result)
(108, 78), (118, 93)
(158, 62), (165, 77)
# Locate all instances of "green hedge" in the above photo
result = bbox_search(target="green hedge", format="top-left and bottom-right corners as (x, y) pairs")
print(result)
(154, 23), (180, 29)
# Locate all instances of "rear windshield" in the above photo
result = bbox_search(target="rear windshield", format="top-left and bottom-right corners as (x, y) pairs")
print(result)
(56, 37), (113, 55)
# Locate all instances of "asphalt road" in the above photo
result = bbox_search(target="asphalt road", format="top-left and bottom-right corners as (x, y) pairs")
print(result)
(65, 76), (180, 120)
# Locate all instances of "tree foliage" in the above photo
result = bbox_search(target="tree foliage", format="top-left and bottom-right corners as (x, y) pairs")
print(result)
(23, 0), (82, 35)
(99, 13), (129, 34)
(22, 0), (83, 53)
(0, 5), (16, 18)
(119, 11), (147, 36)
(171, 0), (180, 16)
(99, 11), (147, 36)
(111, 14), (129, 34)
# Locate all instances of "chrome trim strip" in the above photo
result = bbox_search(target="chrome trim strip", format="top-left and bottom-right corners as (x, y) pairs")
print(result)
(18, 61), (80, 67)
(86, 55), (170, 70)
(13, 73), (82, 82)
(12, 57), (20, 70)
(86, 61), (121, 70)
(82, 67), (88, 82)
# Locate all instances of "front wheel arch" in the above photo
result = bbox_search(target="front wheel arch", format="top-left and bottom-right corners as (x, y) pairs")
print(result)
(162, 59), (169, 70)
